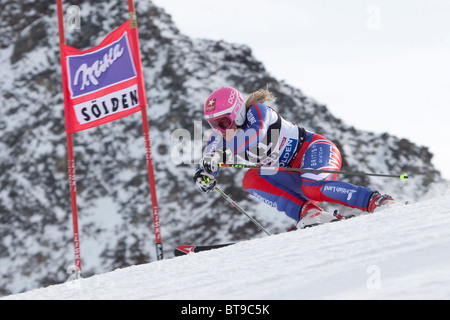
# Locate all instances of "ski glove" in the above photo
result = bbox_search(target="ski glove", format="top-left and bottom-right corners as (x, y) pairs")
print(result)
(193, 169), (216, 194)
(199, 152), (221, 174)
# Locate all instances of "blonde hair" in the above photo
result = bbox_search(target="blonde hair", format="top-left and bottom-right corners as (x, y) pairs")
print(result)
(245, 89), (276, 109)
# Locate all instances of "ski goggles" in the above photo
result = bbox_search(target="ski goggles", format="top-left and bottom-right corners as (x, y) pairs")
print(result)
(207, 115), (233, 132)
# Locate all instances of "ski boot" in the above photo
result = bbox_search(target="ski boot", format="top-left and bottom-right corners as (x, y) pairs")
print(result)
(296, 201), (342, 229)
(367, 192), (395, 213)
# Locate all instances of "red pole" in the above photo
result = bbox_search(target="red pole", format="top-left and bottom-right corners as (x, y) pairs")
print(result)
(141, 108), (164, 260)
(56, 0), (82, 277)
(128, 0), (163, 260)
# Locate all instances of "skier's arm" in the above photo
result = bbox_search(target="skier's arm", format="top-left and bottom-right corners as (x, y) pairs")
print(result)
(193, 133), (223, 193)
(230, 103), (271, 158)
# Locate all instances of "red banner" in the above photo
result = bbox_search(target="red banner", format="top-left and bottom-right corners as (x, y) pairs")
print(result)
(60, 20), (146, 133)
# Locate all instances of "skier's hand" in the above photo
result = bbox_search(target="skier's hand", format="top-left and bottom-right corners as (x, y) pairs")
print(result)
(193, 170), (216, 194)
(199, 152), (221, 174)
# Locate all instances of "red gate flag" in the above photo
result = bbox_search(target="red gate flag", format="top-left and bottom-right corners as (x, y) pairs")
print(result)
(57, 0), (164, 275)
(60, 20), (146, 133)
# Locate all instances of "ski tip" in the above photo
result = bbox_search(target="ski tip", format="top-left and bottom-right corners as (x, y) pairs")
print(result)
(174, 245), (196, 256)
(400, 173), (408, 181)
(174, 243), (234, 256)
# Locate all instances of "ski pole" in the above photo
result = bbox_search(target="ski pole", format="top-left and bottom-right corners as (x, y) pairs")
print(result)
(218, 163), (409, 181)
(214, 186), (271, 236)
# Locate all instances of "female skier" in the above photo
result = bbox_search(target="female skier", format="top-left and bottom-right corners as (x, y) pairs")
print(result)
(193, 87), (394, 228)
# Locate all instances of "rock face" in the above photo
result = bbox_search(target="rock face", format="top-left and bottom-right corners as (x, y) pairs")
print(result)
(0, 0), (442, 295)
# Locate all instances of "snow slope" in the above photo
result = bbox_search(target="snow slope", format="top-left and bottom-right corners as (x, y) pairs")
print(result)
(3, 194), (450, 300)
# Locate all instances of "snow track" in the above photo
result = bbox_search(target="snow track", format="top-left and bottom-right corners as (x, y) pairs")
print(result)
(3, 196), (450, 300)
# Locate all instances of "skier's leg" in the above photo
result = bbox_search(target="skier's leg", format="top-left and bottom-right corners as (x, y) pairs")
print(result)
(242, 169), (306, 220)
(292, 133), (376, 211)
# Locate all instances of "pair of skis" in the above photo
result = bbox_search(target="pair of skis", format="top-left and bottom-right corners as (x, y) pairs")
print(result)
(174, 211), (355, 256)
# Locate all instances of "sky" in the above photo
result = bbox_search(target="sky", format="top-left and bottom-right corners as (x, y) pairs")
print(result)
(151, 0), (450, 180)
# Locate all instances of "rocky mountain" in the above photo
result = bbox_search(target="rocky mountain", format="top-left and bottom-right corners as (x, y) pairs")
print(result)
(0, 0), (443, 296)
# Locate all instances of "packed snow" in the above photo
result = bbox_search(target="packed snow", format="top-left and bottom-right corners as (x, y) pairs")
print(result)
(3, 192), (450, 300)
